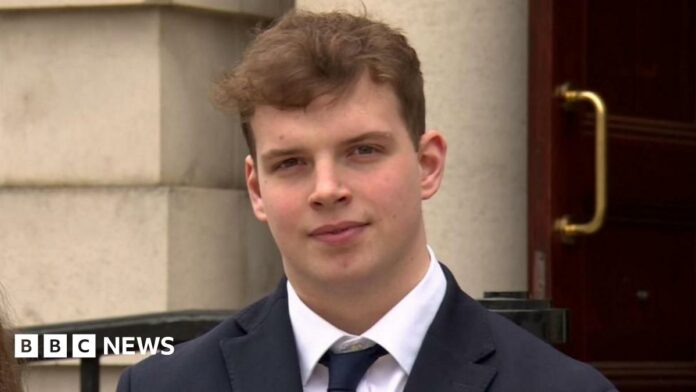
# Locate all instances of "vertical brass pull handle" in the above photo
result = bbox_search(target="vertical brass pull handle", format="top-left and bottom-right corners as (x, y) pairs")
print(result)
(554, 84), (607, 237)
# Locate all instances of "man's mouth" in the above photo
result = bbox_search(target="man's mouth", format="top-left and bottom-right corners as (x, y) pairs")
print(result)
(309, 221), (369, 245)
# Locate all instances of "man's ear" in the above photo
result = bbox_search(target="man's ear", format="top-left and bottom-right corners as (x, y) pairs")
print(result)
(245, 155), (267, 222)
(418, 130), (447, 200)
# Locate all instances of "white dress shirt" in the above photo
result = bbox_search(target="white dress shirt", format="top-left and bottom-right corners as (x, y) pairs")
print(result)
(287, 246), (447, 392)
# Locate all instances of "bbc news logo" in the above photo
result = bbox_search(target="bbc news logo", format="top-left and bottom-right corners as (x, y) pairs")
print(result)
(14, 334), (175, 358)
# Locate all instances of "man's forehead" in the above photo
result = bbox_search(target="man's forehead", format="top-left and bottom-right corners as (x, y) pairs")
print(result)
(251, 73), (397, 120)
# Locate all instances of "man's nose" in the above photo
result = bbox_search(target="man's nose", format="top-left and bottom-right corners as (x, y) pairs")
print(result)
(307, 162), (351, 208)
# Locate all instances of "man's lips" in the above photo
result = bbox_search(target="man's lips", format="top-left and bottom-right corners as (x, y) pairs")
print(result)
(309, 221), (369, 245)
(310, 221), (368, 236)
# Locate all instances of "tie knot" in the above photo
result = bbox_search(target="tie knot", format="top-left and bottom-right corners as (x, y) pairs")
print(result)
(320, 344), (387, 392)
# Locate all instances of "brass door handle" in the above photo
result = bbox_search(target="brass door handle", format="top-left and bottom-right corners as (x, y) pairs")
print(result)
(554, 84), (607, 237)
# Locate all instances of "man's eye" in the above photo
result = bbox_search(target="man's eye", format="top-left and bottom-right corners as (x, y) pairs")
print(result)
(276, 158), (302, 170)
(351, 145), (379, 155)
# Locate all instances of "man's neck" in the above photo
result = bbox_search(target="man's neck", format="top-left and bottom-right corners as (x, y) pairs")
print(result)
(290, 246), (431, 335)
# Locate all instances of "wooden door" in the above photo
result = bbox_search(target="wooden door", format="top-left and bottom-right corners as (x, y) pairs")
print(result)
(528, 1), (696, 390)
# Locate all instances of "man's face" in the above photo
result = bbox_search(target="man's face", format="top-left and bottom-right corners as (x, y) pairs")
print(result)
(245, 73), (446, 295)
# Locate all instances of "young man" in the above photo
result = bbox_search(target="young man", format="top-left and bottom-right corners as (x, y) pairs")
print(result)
(117, 10), (616, 392)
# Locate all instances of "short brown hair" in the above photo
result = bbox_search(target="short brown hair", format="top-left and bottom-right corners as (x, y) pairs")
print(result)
(215, 10), (425, 157)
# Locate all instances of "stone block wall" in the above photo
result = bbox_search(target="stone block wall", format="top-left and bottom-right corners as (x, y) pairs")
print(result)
(0, 2), (289, 390)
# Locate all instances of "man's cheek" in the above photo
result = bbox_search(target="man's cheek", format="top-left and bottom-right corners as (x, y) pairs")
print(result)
(373, 175), (410, 205)
(268, 200), (301, 226)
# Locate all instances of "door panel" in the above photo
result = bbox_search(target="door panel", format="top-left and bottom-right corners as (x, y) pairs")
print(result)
(587, 225), (695, 361)
(529, 1), (696, 390)
(588, 1), (695, 122)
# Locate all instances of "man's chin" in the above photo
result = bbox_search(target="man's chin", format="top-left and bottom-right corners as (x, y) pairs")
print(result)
(314, 262), (381, 289)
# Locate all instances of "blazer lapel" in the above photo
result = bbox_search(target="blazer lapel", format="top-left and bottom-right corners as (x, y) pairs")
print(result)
(219, 281), (303, 392)
(404, 264), (498, 392)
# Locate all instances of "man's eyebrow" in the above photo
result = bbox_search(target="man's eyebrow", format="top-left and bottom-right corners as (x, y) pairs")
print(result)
(341, 130), (394, 145)
(259, 131), (394, 162)
(260, 147), (306, 162)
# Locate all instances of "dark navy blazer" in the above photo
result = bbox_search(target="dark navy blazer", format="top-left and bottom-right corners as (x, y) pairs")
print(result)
(117, 265), (617, 391)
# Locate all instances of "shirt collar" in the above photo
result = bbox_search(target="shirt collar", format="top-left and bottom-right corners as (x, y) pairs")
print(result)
(287, 246), (447, 385)
(287, 281), (347, 385)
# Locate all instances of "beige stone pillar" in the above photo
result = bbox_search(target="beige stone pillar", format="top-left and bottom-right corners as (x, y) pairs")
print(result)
(296, 0), (529, 297)
(0, 2), (289, 390)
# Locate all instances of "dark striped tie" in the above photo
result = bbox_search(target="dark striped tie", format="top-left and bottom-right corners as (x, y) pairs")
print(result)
(319, 344), (387, 392)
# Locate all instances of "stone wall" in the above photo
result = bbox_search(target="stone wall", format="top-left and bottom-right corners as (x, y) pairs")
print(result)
(0, 2), (289, 390)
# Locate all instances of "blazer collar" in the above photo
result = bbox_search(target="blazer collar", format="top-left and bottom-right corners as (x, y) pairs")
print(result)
(404, 264), (498, 392)
(219, 280), (303, 392)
